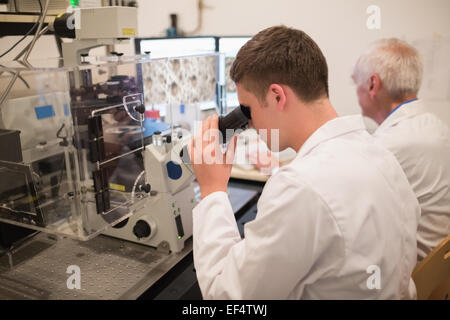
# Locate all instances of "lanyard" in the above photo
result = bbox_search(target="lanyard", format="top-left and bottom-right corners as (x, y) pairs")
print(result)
(387, 99), (418, 117)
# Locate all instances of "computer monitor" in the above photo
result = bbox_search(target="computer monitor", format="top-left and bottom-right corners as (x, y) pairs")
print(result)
(134, 36), (251, 121)
(134, 36), (220, 135)
(217, 36), (251, 109)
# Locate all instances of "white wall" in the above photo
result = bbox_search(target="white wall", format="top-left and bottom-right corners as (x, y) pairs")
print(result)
(137, 0), (450, 124)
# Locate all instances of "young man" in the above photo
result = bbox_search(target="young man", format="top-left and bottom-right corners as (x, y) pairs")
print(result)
(352, 38), (450, 262)
(189, 26), (419, 299)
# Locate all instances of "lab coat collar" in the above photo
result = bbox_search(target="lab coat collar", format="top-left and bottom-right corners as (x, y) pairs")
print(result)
(376, 100), (424, 132)
(297, 115), (366, 158)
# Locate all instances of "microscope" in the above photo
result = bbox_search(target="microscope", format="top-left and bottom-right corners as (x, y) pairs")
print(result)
(103, 105), (251, 253)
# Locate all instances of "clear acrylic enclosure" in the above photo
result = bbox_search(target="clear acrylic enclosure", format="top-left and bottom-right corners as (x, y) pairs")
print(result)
(0, 53), (219, 240)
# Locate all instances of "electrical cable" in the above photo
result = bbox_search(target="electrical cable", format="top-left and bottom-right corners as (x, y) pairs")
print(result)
(0, 25), (38, 58)
(0, 0), (43, 58)
(0, 66), (30, 88)
(13, 25), (49, 61)
(0, 0), (48, 108)
(184, 0), (206, 35)
(23, 0), (48, 62)
(54, 123), (69, 197)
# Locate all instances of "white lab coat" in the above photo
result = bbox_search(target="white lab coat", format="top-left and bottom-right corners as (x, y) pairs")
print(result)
(373, 100), (450, 262)
(193, 115), (420, 300)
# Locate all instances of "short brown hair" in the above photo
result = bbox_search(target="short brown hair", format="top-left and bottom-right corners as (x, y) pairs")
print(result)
(230, 26), (329, 103)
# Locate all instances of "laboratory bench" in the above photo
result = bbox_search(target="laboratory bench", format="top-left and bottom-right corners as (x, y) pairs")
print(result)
(0, 178), (264, 300)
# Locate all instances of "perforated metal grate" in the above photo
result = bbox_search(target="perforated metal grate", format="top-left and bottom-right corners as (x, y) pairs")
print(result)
(0, 233), (170, 300)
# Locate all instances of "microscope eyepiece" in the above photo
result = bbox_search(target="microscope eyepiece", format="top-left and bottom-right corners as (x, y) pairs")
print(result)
(218, 105), (251, 144)
(180, 105), (251, 164)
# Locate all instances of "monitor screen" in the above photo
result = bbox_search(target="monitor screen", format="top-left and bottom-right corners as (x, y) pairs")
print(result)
(134, 36), (251, 117)
(217, 36), (251, 109)
(134, 37), (220, 134)
(218, 37), (251, 57)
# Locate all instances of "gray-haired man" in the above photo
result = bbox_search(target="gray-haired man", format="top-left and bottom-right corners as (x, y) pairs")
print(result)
(352, 38), (450, 262)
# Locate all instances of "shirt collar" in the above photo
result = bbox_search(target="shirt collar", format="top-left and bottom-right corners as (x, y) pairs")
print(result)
(376, 99), (424, 132)
(297, 115), (366, 158)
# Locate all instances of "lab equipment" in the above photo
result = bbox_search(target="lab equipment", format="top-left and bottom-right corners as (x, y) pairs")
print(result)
(48, 6), (138, 66)
(0, 58), (148, 240)
(1, 1), (221, 253)
(166, 14), (179, 37)
(179, 104), (251, 166)
(0, 52), (220, 255)
(103, 53), (220, 253)
(102, 131), (197, 253)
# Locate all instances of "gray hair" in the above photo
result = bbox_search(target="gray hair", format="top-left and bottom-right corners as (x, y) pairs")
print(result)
(353, 38), (423, 101)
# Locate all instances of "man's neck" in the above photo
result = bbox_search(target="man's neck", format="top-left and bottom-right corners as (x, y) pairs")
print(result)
(371, 94), (418, 125)
(290, 98), (338, 152)
(388, 95), (418, 114)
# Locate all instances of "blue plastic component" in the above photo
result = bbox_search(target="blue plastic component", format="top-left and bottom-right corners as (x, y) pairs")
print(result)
(35, 105), (55, 120)
(142, 118), (171, 137)
(64, 104), (70, 116)
(166, 161), (182, 180)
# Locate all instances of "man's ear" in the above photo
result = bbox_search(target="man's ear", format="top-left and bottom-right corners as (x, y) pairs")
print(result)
(368, 74), (381, 99)
(268, 84), (287, 110)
